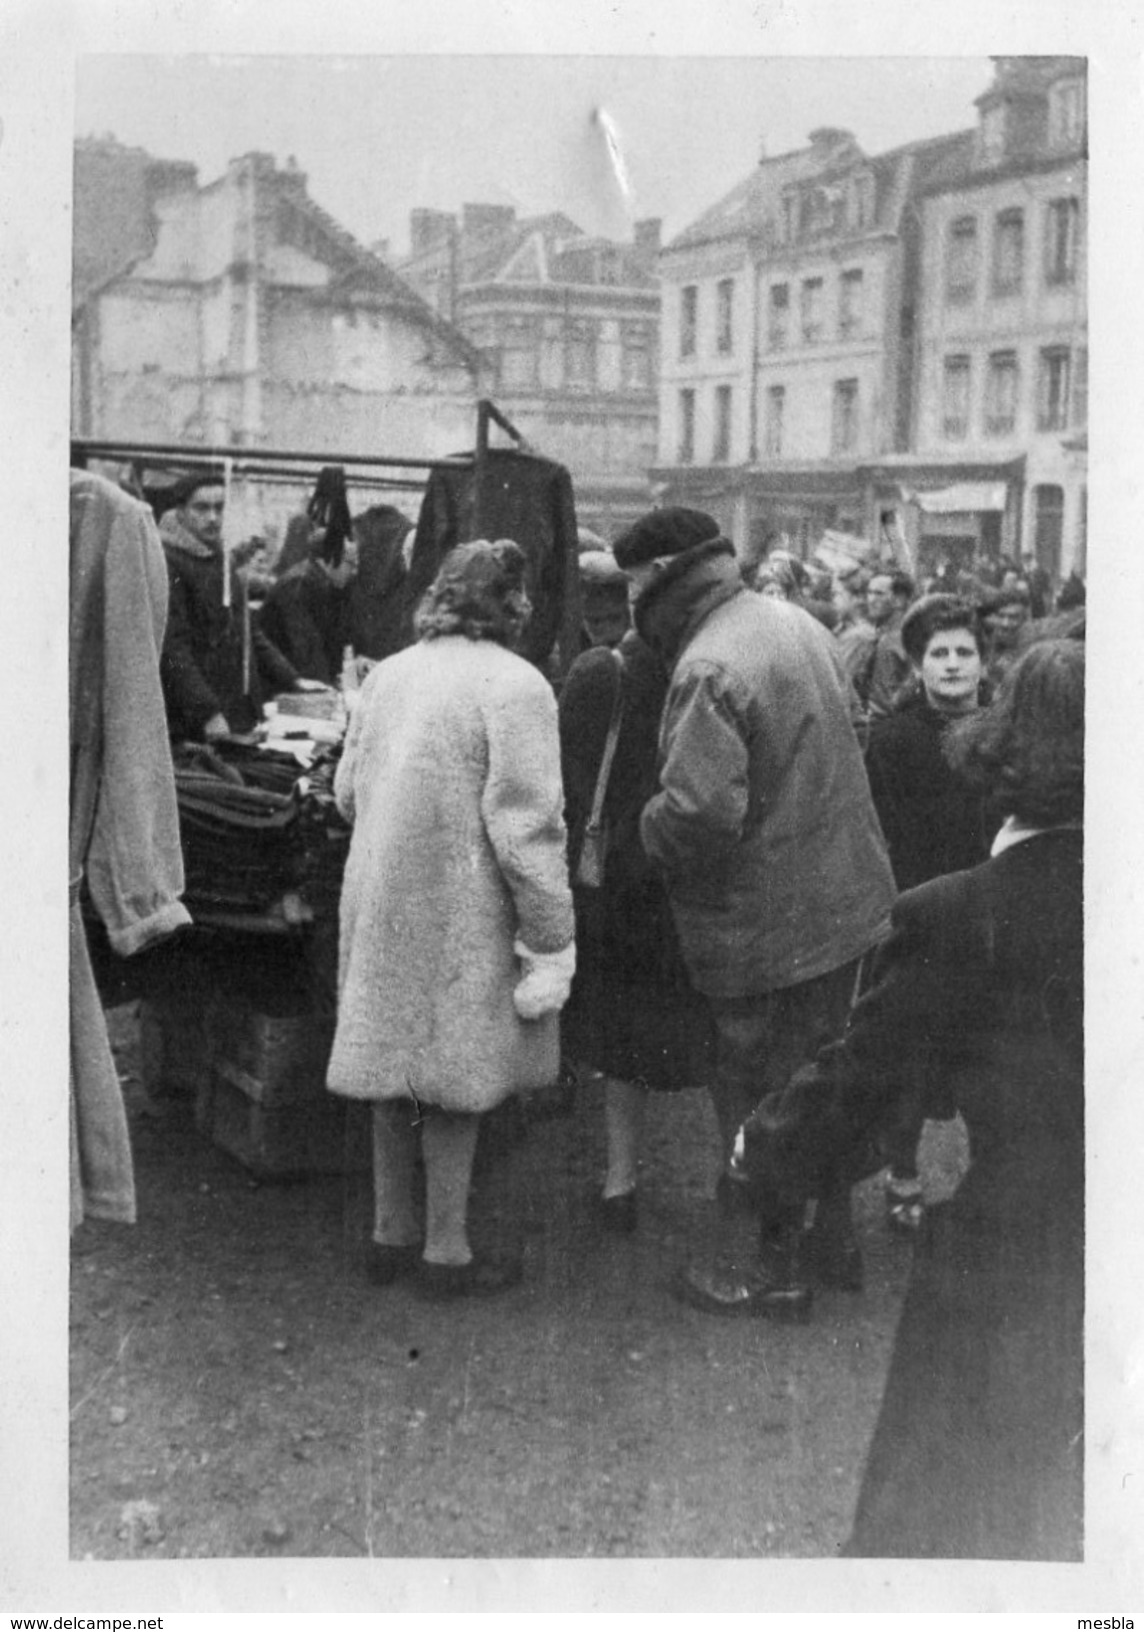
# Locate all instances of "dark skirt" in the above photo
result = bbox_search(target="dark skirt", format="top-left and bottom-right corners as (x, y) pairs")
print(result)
(561, 873), (712, 1092)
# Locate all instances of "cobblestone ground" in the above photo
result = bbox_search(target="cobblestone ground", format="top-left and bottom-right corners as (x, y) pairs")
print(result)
(69, 1002), (968, 1560)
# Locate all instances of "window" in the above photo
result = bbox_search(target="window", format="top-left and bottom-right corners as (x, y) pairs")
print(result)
(984, 351), (1019, 437)
(716, 279), (734, 354)
(980, 102), (1006, 163)
(838, 269), (864, 337)
(680, 285), (698, 358)
(565, 319), (596, 390)
(946, 217), (979, 305)
(713, 384), (732, 462)
(678, 388), (695, 463)
(767, 283), (789, 350)
(992, 210), (1024, 296)
(800, 277), (824, 343)
(620, 323), (654, 391)
(1049, 78), (1085, 148)
(499, 317), (538, 389)
(942, 355), (971, 441)
(1033, 485), (1065, 579)
(1037, 347), (1072, 431)
(831, 378), (859, 455)
(850, 174), (874, 230)
(1044, 197), (1080, 286)
(1072, 346), (1088, 427)
(764, 385), (785, 458)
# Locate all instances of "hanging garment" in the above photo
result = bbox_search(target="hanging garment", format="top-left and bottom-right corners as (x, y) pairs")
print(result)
(401, 448), (579, 668)
(70, 470), (192, 1228)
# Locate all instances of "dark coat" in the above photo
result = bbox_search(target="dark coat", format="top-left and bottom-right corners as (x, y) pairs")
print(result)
(349, 506), (411, 662)
(741, 830), (1083, 1560)
(258, 560), (351, 686)
(636, 545), (896, 998)
(159, 515), (298, 738)
(865, 691), (1000, 891)
(401, 448), (579, 669)
(558, 632), (710, 1089)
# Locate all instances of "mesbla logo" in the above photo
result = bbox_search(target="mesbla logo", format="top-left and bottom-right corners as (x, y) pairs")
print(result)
(1078, 1620), (1135, 1628)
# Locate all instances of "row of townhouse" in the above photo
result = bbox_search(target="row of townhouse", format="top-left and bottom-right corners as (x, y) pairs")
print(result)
(653, 56), (1087, 581)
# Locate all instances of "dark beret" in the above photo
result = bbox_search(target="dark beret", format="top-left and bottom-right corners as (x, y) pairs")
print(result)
(170, 469), (226, 506)
(612, 507), (721, 570)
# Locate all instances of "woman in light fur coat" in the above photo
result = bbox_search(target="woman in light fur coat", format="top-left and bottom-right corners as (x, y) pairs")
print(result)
(327, 539), (575, 1298)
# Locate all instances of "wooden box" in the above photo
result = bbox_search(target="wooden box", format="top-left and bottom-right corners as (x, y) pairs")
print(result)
(194, 1072), (371, 1178)
(208, 995), (335, 1106)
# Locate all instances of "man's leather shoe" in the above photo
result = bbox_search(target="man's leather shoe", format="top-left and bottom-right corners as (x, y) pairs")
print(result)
(672, 1258), (813, 1321)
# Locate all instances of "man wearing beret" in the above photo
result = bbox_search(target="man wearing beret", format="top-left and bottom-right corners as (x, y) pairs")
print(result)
(159, 472), (328, 741)
(613, 507), (896, 1315)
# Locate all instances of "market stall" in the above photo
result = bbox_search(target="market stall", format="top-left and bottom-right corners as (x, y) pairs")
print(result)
(75, 403), (584, 1178)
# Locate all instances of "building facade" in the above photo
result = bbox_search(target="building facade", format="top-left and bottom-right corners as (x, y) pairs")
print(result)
(72, 141), (486, 538)
(887, 57), (1088, 579)
(398, 206), (661, 537)
(651, 127), (967, 567)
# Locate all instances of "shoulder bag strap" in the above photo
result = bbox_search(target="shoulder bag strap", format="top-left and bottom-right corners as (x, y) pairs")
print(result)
(584, 649), (626, 835)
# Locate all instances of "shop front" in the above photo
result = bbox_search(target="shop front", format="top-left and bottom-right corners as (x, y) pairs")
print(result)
(860, 456), (1026, 580)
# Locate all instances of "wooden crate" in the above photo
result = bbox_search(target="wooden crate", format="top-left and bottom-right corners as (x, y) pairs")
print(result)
(208, 994), (335, 1106)
(139, 996), (216, 1100)
(195, 1072), (371, 1178)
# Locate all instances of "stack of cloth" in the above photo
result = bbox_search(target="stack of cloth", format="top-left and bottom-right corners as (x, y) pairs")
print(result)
(173, 742), (312, 914)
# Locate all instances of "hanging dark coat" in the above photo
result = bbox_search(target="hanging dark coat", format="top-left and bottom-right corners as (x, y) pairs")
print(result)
(401, 449), (578, 669)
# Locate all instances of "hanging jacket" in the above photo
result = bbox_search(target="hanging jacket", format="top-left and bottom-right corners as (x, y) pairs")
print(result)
(401, 448), (579, 668)
(70, 470), (192, 1228)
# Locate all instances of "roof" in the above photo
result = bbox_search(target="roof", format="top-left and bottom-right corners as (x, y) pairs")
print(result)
(664, 145), (822, 252)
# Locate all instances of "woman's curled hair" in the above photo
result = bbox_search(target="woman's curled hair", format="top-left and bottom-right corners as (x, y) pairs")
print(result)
(946, 638), (1084, 826)
(414, 538), (532, 647)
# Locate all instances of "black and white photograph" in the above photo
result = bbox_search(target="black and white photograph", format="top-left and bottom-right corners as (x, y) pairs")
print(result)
(2, 0), (1142, 1619)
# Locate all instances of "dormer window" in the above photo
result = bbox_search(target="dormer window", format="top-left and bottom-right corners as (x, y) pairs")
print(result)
(980, 102), (1006, 164)
(1048, 77), (1085, 147)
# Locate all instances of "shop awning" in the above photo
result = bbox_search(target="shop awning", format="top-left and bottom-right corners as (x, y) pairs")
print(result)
(904, 482), (1008, 515)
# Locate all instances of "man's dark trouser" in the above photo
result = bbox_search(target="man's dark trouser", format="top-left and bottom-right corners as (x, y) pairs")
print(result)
(705, 957), (864, 1166)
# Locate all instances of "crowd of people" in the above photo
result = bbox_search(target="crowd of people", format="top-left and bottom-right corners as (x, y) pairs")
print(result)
(73, 465), (1085, 1561)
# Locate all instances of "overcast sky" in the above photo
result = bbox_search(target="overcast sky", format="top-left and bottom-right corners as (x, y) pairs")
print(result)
(75, 55), (995, 257)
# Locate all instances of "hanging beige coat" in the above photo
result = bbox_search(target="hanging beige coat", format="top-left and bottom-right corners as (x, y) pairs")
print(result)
(327, 635), (574, 1114)
(70, 471), (192, 1228)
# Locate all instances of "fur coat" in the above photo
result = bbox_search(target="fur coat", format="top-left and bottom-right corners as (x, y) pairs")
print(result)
(327, 635), (574, 1113)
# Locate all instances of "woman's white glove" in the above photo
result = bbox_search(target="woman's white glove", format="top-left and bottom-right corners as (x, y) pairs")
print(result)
(513, 938), (576, 1021)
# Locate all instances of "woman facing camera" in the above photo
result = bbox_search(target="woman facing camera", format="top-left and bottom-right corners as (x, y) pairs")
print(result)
(327, 540), (575, 1299)
(864, 595), (1002, 1231)
(735, 638), (1084, 1559)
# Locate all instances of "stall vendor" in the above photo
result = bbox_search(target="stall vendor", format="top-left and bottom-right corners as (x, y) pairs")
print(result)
(158, 472), (328, 741)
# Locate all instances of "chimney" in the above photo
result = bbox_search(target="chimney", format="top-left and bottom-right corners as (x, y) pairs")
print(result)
(634, 217), (661, 256)
(808, 127), (854, 152)
(758, 134), (768, 163)
(409, 208), (457, 256)
(461, 203), (516, 243)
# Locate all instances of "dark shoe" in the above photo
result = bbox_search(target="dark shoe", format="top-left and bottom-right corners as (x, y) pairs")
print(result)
(600, 1190), (638, 1234)
(412, 1251), (524, 1300)
(802, 1224), (865, 1292)
(365, 1240), (423, 1286)
(672, 1259), (812, 1321)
